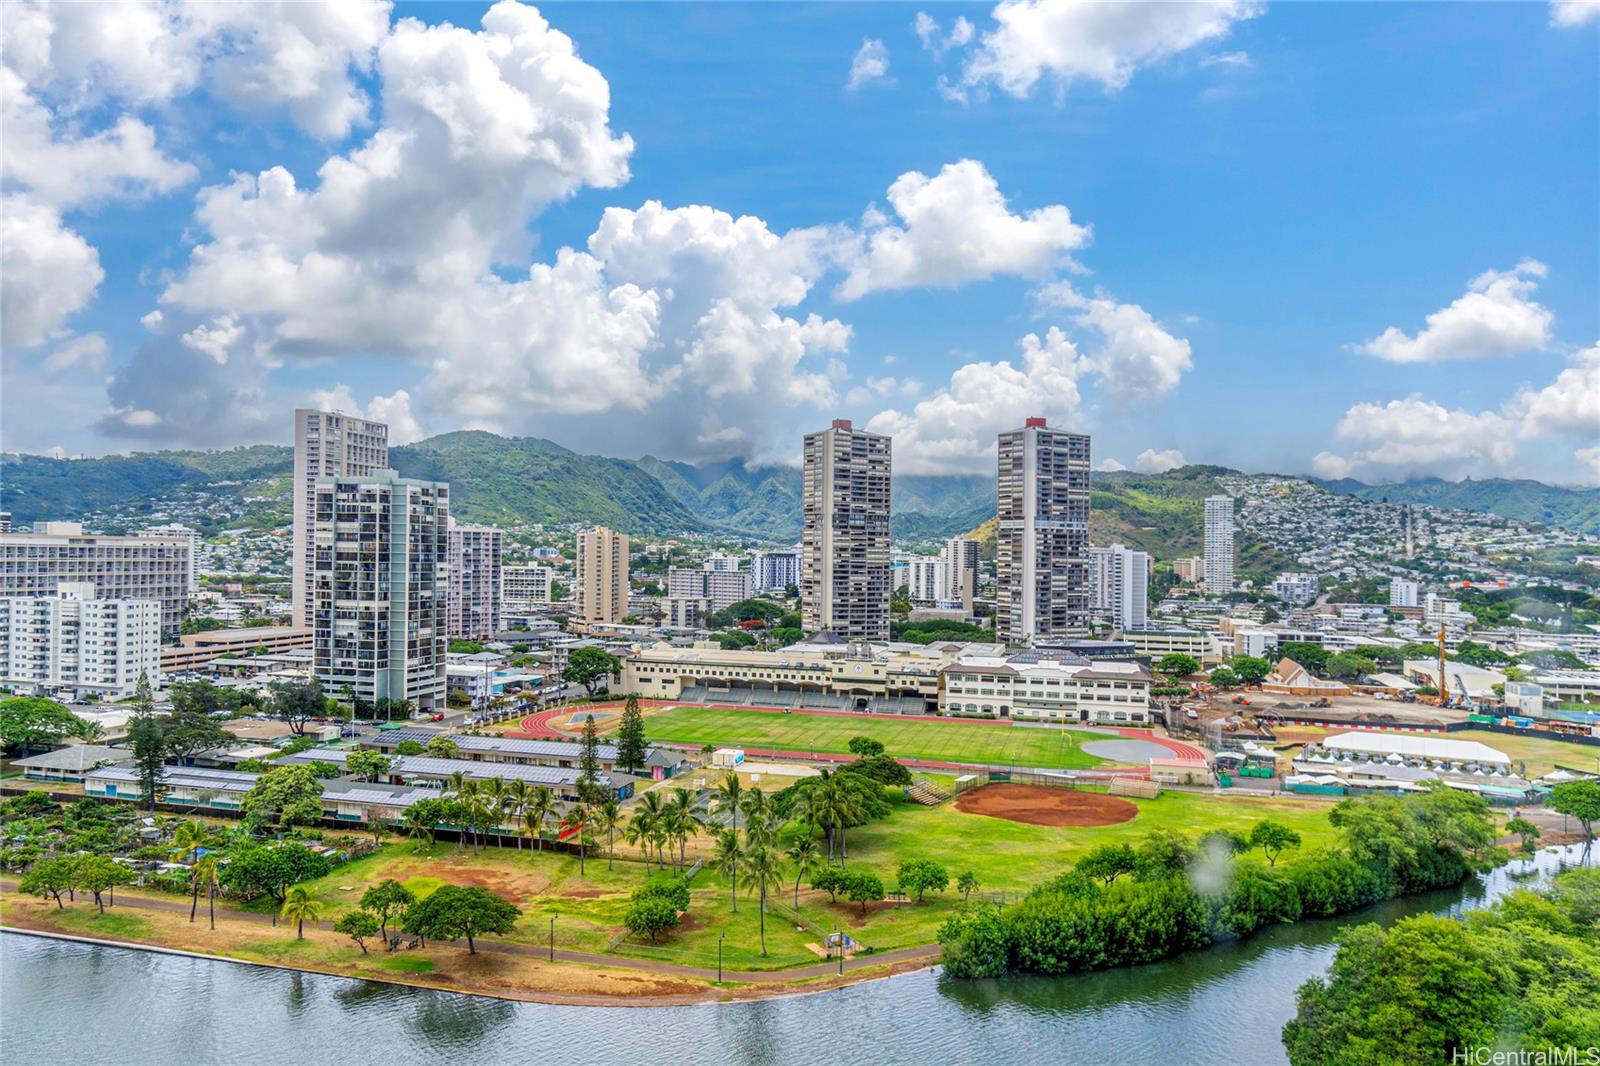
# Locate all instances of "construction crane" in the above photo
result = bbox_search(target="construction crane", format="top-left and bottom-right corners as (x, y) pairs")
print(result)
(1435, 623), (1450, 708)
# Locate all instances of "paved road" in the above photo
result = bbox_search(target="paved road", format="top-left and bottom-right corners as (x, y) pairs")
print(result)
(0, 880), (938, 984)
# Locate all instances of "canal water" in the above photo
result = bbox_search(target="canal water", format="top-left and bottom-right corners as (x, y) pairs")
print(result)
(1, 845), (1590, 1066)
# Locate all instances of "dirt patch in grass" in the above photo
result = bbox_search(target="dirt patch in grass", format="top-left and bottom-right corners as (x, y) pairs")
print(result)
(954, 783), (1138, 827)
(400, 857), (553, 900)
(558, 885), (609, 899)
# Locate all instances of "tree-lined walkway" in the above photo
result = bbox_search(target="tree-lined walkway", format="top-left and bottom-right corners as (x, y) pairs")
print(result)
(0, 880), (938, 984)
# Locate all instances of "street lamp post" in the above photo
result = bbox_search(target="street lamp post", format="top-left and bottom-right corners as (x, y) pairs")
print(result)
(835, 925), (843, 976)
(549, 913), (558, 962)
(718, 932), (725, 983)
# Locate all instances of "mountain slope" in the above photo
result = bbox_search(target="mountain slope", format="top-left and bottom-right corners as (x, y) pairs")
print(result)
(390, 432), (703, 532)
(1314, 477), (1600, 535)
(0, 446), (293, 529)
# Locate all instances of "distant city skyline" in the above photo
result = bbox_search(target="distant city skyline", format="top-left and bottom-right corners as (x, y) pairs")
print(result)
(2, 1), (1595, 485)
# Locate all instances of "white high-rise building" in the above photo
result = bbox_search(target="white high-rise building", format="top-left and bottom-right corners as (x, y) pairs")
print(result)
(447, 520), (503, 640)
(0, 583), (162, 697)
(0, 522), (193, 639)
(142, 523), (200, 593)
(943, 537), (980, 606)
(504, 565), (554, 605)
(751, 550), (801, 593)
(313, 470), (448, 711)
(802, 420), (891, 639)
(1272, 572), (1319, 606)
(293, 408), (388, 628)
(702, 552), (742, 573)
(576, 527), (630, 625)
(894, 555), (948, 604)
(1388, 578), (1419, 608)
(1088, 544), (1150, 630)
(1203, 495), (1236, 594)
(996, 418), (1091, 645)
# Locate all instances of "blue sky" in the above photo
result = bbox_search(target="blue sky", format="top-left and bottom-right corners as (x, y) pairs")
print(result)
(2, 1), (1596, 483)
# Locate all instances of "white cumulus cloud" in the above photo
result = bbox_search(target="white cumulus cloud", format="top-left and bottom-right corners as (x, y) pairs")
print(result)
(961, 0), (1262, 99)
(1355, 260), (1553, 364)
(866, 327), (1086, 474)
(1313, 396), (1518, 481)
(1134, 447), (1186, 473)
(1510, 342), (1600, 440)
(1037, 282), (1192, 399)
(836, 159), (1090, 300)
(0, 194), (104, 348)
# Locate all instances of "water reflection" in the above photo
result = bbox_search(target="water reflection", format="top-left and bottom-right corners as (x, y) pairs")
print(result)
(0, 845), (1590, 1066)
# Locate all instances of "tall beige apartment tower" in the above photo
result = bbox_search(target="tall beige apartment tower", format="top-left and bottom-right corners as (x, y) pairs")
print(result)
(801, 419), (892, 640)
(292, 409), (387, 627)
(576, 526), (629, 625)
(996, 417), (1091, 645)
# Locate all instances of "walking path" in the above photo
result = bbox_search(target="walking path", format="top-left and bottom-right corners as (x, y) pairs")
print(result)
(0, 880), (938, 984)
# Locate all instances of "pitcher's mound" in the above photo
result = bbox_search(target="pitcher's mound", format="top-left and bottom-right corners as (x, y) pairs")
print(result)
(955, 783), (1138, 827)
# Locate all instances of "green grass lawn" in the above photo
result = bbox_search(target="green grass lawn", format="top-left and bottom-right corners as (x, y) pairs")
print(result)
(278, 786), (1346, 973)
(1455, 729), (1600, 778)
(644, 705), (1112, 769)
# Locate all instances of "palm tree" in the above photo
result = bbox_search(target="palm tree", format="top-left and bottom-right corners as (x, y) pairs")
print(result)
(712, 829), (742, 913)
(195, 855), (221, 930)
(632, 791), (668, 868)
(559, 806), (589, 876)
(739, 787), (769, 841)
(446, 772), (476, 850)
(786, 833), (821, 910)
(280, 885), (323, 941)
(713, 773), (744, 840)
(502, 779), (531, 850)
(477, 777), (507, 847)
(666, 787), (698, 870)
(740, 842), (786, 957)
(592, 799), (623, 870)
(402, 805), (436, 850)
(170, 820), (206, 865)
(525, 786), (555, 853)
(624, 808), (654, 868)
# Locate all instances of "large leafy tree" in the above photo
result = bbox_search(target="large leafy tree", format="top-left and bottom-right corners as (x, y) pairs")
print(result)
(72, 855), (132, 913)
(1155, 653), (1200, 678)
(221, 843), (331, 911)
(0, 697), (92, 753)
(1248, 821), (1303, 867)
(359, 879), (416, 941)
(1228, 655), (1271, 685)
(1549, 779), (1600, 843)
(562, 647), (620, 696)
(344, 750), (391, 782)
(268, 679), (326, 736)
(240, 765), (325, 827)
(401, 885), (520, 954)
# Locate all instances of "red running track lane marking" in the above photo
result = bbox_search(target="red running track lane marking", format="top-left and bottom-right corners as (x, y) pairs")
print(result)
(1115, 728), (1207, 761)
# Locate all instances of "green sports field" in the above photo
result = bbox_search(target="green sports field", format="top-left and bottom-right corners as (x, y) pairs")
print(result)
(643, 704), (1112, 769)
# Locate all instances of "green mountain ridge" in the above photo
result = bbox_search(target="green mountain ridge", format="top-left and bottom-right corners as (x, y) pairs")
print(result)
(4, 435), (1595, 550)
(1313, 476), (1600, 536)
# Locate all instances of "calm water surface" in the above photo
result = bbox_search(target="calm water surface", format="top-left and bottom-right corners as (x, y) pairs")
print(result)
(2, 846), (1590, 1066)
